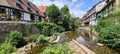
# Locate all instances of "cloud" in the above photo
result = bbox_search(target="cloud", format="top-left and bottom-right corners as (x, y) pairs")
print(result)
(74, 2), (84, 8)
(70, 9), (86, 18)
(29, 0), (85, 18)
(53, 0), (66, 8)
(31, 0), (53, 6)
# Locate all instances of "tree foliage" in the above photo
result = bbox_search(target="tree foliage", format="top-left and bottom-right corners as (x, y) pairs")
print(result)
(0, 31), (23, 54)
(33, 22), (64, 36)
(60, 5), (70, 19)
(60, 5), (78, 31)
(35, 35), (48, 44)
(0, 43), (16, 54)
(4, 31), (27, 48)
(46, 4), (79, 31)
(95, 13), (120, 49)
(5, 31), (23, 46)
(46, 4), (61, 23)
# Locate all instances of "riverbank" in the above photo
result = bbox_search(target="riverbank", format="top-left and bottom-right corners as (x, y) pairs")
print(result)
(62, 28), (120, 54)
(0, 23), (119, 54)
(78, 27), (120, 54)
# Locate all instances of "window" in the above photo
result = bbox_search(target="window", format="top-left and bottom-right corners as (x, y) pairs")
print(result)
(27, 7), (32, 12)
(27, 3), (32, 7)
(16, 3), (23, 9)
(30, 14), (34, 21)
(34, 15), (39, 22)
(13, 10), (16, 15)
(36, 11), (39, 14)
(20, 12), (24, 20)
(19, 0), (23, 4)
(0, 7), (6, 13)
(0, 8), (2, 13)
(16, 11), (22, 19)
(39, 16), (42, 21)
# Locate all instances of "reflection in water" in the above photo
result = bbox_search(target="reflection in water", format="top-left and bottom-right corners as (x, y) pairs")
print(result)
(57, 33), (71, 43)
(76, 36), (92, 47)
(27, 43), (48, 54)
(26, 28), (119, 54)
(58, 29), (119, 54)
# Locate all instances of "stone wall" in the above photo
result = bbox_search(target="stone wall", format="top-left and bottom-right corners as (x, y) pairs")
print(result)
(0, 22), (40, 42)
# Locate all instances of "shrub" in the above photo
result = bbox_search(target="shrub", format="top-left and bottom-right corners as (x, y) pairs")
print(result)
(36, 35), (48, 44)
(53, 32), (60, 37)
(33, 22), (64, 36)
(24, 34), (38, 43)
(5, 31), (23, 46)
(0, 43), (16, 54)
(41, 43), (75, 54)
(95, 13), (120, 49)
(24, 34), (48, 44)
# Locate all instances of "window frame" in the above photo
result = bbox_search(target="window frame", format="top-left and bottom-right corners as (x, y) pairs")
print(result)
(27, 7), (32, 12)
(18, 0), (23, 4)
(16, 3), (23, 10)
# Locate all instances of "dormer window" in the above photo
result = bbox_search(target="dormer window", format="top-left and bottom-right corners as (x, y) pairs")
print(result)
(27, 7), (32, 12)
(16, 3), (23, 9)
(27, 3), (32, 7)
(36, 11), (39, 14)
(19, 0), (23, 4)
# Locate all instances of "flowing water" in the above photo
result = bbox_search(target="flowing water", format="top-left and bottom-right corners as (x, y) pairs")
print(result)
(57, 28), (120, 54)
(27, 43), (48, 54)
(27, 28), (120, 54)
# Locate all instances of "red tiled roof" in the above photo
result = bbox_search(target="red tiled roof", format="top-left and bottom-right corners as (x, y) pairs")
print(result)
(0, 0), (44, 17)
(38, 6), (48, 13)
(38, 6), (49, 20)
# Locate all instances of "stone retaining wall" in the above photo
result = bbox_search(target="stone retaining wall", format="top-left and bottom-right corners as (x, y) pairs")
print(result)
(0, 22), (40, 42)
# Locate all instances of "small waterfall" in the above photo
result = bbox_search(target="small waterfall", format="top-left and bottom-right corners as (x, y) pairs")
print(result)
(52, 33), (71, 43)
(53, 35), (60, 43)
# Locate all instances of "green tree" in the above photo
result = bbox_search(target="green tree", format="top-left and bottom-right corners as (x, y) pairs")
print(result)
(60, 5), (79, 31)
(70, 17), (79, 30)
(33, 22), (64, 36)
(60, 5), (72, 31)
(46, 4), (61, 23)
(60, 5), (70, 18)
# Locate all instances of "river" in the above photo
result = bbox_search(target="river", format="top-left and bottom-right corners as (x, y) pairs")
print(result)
(57, 28), (120, 54)
(24, 28), (120, 54)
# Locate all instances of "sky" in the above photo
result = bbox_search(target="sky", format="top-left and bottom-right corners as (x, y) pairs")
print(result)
(29, 0), (101, 18)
